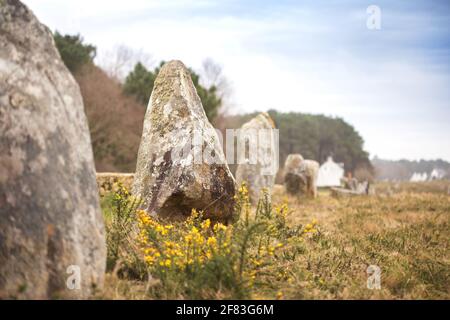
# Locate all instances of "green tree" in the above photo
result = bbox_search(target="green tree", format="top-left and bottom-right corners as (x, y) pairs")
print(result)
(267, 110), (372, 174)
(53, 31), (96, 73)
(225, 110), (373, 175)
(123, 62), (157, 105)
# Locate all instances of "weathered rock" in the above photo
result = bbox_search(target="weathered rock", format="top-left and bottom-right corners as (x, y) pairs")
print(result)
(341, 177), (370, 195)
(132, 60), (235, 222)
(331, 187), (367, 198)
(298, 160), (320, 198)
(283, 154), (319, 197)
(283, 154), (304, 194)
(330, 187), (356, 197)
(355, 181), (370, 194)
(342, 177), (358, 191)
(235, 112), (278, 204)
(0, 0), (106, 299)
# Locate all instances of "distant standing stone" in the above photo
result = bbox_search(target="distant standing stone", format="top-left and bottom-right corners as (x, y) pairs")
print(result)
(298, 160), (320, 198)
(284, 155), (319, 197)
(0, 0), (106, 299)
(235, 112), (278, 204)
(132, 60), (235, 222)
(283, 154), (304, 194)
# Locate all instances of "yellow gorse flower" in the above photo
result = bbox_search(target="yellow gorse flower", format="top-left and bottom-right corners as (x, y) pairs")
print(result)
(213, 222), (227, 232)
(134, 182), (294, 293)
(274, 203), (289, 218)
(138, 207), (237, 271)
(303, 218), (319, 236)
(206, 236), (217, 247)
(201, 219), (211, 230)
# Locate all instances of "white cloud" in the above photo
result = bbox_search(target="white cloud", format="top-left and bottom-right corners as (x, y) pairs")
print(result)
(22, 0), (450, 161)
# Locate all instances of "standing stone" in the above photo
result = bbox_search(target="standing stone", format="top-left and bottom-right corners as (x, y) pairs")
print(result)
(283, 154), (305, 194)
(343, 177), (358, 191)
(235, 112), (278, 204)
(298, 159), (320, 198)
(284, 154), (319, 197)
(341, 177), (370, 195)
(0, 0), (106, 299)
(132, 60), (235, 222)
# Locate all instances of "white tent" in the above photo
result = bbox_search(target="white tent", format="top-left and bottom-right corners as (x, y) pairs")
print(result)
(317, 156), (344, 187)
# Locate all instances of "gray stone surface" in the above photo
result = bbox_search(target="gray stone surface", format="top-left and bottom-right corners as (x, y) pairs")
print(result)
(283, 154), (304, 195)
(235, 112), (277, 204)
(0, 0), (106, 299)
(331, 187), (366, 198)
(341, 177), (370, 195)
(133, 60), (235, 222)
(283, 154), (319, 197)
(342, 177), (358, 191)
(298, 160), (320, 198)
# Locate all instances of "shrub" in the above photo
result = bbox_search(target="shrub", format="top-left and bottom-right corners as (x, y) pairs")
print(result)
(99, 180), (450, 299)
(101, 182), (146, 277)
(102, 182), (314, 299)
(75, 65), (145, 172)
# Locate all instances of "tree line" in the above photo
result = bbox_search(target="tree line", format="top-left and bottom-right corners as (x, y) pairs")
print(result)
(372, 157), (450, 181)
(224, 111), (373, 177)
(54, 32), (373, 176)
(54, 32), (223, 122)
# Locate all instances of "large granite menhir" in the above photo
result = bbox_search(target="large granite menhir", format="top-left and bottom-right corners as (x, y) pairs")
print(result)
(133, 60), (235, 222)
(0, 0), (106, 299)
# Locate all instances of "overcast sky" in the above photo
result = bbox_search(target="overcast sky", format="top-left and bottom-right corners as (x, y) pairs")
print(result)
(23, 0), (450, 161)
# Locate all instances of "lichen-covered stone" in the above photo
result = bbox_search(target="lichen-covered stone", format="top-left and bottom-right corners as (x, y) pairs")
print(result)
(133, 60), (235, 222)
(0, 0), (106, 299)
(298, 160), (320, 198)
(235, 112), (277, 204)
(342, 177), (358, 191)
(341, 177), (370, 195)
(283, 154), (305, 194)
(283, 154), (319, 197)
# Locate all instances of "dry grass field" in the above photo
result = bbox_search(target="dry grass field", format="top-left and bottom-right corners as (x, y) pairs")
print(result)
(96, 177), (450, 300)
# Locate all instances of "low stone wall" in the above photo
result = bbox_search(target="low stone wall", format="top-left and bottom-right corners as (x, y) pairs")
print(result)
(96, 172), (134, 196)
